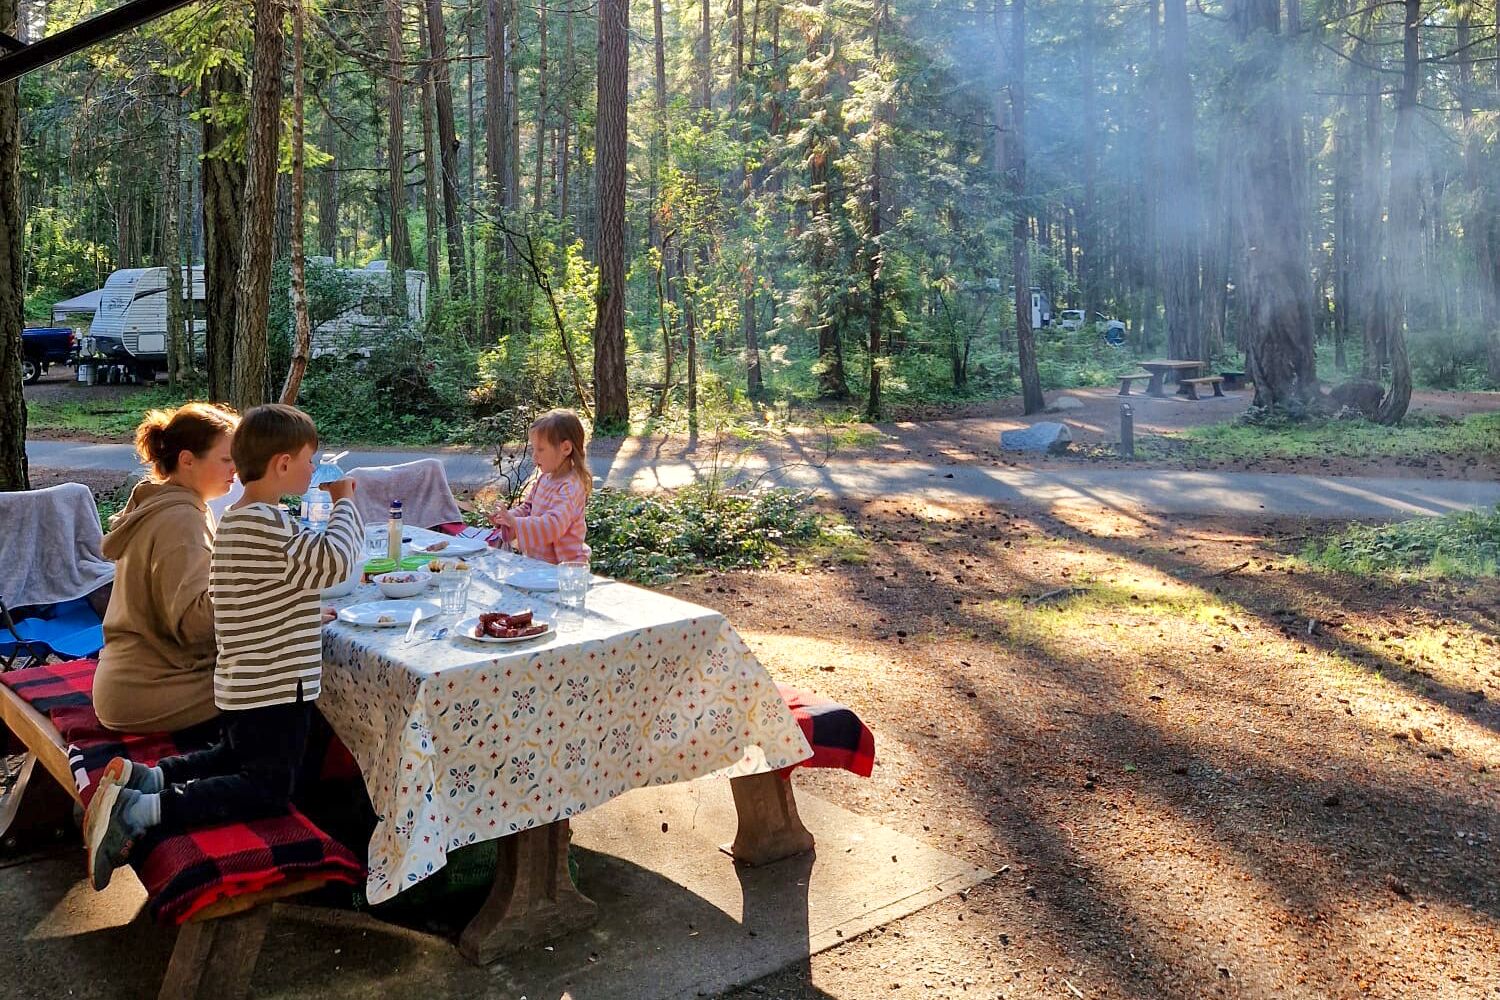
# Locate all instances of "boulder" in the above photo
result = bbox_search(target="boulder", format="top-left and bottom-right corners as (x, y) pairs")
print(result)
(1045, 395), (1086, 413)
(1328, 379), (1384, 419)
(1001, 422), (1073, 454)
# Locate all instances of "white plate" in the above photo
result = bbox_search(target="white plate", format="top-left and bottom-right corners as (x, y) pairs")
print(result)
(337, 600), (442, 627)
(411, 535), (488, 558)
(505, 568), (559, 591)
(455, 616), (555, 644)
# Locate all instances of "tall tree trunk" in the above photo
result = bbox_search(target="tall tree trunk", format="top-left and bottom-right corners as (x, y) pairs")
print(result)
(0, 0), (26, 491)
(317, 76), (339, 258)
(162, 86), (187, 390)
(483, 0), (508, 341)
(282, 0), (313, 405)
(425, 0), (470, 306)
(420, 14), (443, 296)
(533, 1), (548, 213)
(203, 64), (245, 403)
(1160, 0), (1200, 362)
(593, 0), (630, 428)
(466, 0), (479, 293)
(1079, 0), (1098, 316)
(506, 0), (520, 213)
(1373, 0), (1419, 424)
(650, 0), (666, 255)
(809, 5), (847, 399)
(1459, 12), (1500, 383)
(1228, 0), (1317, 414)
(864, 0), (886, 420)
(387, 0), (413, 310)
(998, 0), (1042, 414)
(230, 0), (284, 413)
(560, 0), (573, 222)
(700, 0), (712, 110)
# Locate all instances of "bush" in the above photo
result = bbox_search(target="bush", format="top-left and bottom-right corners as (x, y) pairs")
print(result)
(586, 484), (836, 584)
(1302, 507), (1500, 579)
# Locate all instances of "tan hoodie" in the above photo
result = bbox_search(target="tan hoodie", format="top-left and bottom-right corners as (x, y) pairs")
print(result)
(92, 481), (219, 733)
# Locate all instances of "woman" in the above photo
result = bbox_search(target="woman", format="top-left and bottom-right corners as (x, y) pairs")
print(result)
(93, 403), (238, 734)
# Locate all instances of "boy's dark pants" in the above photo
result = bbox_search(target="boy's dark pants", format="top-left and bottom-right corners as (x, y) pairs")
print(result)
(156, 697), (313, 830)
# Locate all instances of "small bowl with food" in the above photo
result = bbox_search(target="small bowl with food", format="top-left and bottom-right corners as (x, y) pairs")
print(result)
(374, 570), (432, 599)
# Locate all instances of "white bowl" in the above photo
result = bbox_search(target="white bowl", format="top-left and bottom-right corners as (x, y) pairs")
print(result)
(322, 562), (362, 598)
(374, 570), (432, 599)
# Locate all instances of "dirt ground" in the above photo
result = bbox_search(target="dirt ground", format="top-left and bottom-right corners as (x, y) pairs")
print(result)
(659, 499), (1500, 1000)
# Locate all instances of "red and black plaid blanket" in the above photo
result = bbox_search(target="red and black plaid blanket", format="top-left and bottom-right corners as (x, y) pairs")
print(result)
(777, 683), (876, 777)
(1, 659), (362, 925)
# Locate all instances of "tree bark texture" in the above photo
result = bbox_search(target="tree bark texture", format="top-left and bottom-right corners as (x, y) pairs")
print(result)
(425, 0), (470, 304)
(999, 0), (1043, 414)
(1228, 0), (1317, 414)
(0, 0), (26, 490)
(483, 0), (508, 342)
(162, 86), (187, 390)
(387, 0), (413, 311)
(317, 76), (339, 258)
(282, 0), (313, 405)
(1160, 0), (1200, 362)
(533, 2), (548, 213)
(592, 0), (630, 429)
(420, 14), (443, 296)
(1373, 0), (1419, 424)
(230, 1), (283, 413)
(204, 64), (246, 404)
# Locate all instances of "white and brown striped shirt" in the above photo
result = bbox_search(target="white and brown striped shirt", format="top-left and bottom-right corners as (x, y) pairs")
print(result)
(210, 499), (363, 711)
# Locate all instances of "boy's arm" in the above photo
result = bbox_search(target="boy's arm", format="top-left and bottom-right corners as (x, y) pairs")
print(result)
(283, 499), (365, 590)
(511, 479), (585, 552)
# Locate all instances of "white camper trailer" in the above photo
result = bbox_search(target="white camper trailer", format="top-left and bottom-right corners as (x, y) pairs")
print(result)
(79, 262), (427, 382)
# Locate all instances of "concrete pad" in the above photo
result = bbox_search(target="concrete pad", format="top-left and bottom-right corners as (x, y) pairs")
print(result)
(1, 781), (989, 999)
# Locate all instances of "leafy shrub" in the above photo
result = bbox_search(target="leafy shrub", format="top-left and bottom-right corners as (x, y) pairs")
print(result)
(586, 484), (835, 584)
(1302, 507), (1500, 579)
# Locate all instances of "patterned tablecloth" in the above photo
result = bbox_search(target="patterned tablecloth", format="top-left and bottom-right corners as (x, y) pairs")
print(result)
(319, 529), (812, 903)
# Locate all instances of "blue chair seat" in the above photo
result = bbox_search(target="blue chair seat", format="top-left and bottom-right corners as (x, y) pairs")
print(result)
(1, 598), (104, 668)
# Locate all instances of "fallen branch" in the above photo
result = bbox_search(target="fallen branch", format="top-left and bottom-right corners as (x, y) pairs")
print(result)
(1202, 560), (1251, 579)
(1027, 586), (1089, 606)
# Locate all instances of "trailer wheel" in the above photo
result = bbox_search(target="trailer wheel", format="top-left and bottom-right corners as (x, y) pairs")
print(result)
(22, 358), (40, 384)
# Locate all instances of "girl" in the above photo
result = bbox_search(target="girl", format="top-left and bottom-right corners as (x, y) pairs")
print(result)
(94, 402), (239, 734)
(489, 409), (592, 564)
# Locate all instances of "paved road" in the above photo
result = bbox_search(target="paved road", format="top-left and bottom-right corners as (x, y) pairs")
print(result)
(26, 438), (1498, 519)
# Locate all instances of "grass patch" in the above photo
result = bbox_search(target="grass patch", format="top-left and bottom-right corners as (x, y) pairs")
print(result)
(27, 386), (190, 438)
(1141, 412), (1500, 464)
(1301, 508), (1500, 579)
(586, 484), (858, 585)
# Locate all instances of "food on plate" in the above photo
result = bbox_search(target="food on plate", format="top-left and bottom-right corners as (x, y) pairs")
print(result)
(422, 539), (450, 552)
(427, 558), (444, 573)
(455, 559), (470, 570)
(376, 614), (397, 624)
(474, 610), (545, 639)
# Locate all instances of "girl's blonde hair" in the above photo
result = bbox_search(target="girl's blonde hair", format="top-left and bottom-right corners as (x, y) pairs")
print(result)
(134, 402), (239, 481)
(531, 409), (592, 497)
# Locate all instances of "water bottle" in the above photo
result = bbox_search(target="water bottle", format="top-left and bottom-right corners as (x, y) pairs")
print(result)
(386, 500), (403, 562)
(303, 453), (345, 529)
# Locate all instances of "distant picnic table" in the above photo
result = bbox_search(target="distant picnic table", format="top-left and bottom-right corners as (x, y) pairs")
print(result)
(1138, 359), (1211, 398)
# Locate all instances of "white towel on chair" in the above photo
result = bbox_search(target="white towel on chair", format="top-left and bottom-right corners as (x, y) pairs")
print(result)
(0, 483), (116, 610)
(347, 459), (465, 530)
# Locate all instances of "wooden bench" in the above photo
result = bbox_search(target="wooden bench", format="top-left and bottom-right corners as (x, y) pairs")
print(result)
(1178, 376), (1225, 400)
(1118, 373), (1154, 396)
(1220, 371), (1248, 390)
(0, 681), (340, 1000)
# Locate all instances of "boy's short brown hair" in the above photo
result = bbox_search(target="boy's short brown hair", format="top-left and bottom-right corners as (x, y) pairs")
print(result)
(232, 404), (319, 482)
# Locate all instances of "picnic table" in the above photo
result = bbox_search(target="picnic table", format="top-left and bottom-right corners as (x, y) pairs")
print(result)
(318, 525), (813, 961)
(1139, 359), (1203, 398)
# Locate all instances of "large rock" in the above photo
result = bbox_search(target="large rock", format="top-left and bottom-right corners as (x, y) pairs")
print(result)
(1001, 422), (1073, 454)
(1328, 379), (1384, 418)
(1045, 394), (1086, 413)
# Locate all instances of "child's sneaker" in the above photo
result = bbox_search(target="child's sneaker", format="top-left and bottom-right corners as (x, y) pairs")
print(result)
(98, 757), (163, 794)
(83, 783), (150, 890)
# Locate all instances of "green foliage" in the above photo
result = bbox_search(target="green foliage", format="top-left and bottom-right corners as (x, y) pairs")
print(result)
(1302, 508), (1500, 580)
(22, 208), (110, 319)
(296, 336), (480, 445)
(27, 386), (192, 438)
(1142, 412), (1500, 464)
(586, 484), (844, 585)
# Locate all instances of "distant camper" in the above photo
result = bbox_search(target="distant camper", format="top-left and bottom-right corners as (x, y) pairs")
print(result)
(78, 261), (428, 383)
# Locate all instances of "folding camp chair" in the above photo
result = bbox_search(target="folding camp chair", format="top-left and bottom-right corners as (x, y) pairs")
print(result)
(0, 597), (104, 672)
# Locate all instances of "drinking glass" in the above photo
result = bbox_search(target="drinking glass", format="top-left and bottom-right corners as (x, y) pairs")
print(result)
(436, 571), (468, 616)
(557, 560), (590, 612)
(366, 527), (388, 559)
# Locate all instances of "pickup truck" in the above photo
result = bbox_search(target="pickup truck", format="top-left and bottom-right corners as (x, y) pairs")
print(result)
(21, 327), (76, 384)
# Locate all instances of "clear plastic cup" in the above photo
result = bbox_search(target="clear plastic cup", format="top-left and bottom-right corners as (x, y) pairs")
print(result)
(436, 569), (470, 616)
(557, 560), (590, 612)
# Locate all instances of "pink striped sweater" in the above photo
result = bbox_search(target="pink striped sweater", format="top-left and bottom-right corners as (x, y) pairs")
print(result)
(501, 471), (591, 564)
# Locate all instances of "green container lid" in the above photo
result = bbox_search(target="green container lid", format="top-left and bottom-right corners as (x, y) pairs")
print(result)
(363, 558), (399, 576)
(400, 555), (434, 571)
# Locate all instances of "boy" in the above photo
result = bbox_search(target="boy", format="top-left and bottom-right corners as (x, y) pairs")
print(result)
(85, 404), (364, 890)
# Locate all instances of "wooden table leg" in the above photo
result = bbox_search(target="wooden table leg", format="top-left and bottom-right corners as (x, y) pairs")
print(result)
(158, 906), (272, 1000)
(724, 771), (816, 867)
(1147, 371), (1167, 398)
(458, 820), (598, 965)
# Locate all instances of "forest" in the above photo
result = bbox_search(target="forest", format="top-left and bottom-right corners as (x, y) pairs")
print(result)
(0, 0), (1497, 476)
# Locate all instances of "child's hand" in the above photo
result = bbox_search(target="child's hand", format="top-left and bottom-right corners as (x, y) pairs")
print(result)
(320, 606), (337, 625)
(326, 478), (357, 503)
(488, 505), (516, 530)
